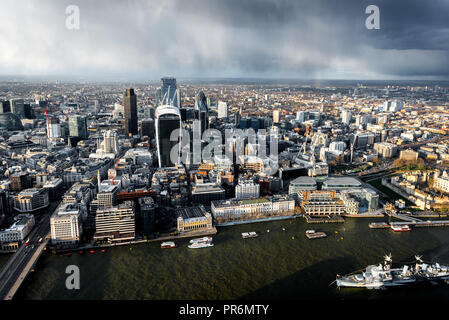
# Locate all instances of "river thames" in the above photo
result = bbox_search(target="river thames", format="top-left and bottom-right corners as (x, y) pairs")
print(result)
(11, 216), (449, 300)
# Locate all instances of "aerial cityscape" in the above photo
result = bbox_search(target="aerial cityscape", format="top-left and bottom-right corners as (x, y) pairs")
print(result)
(1, 0), (449, 312)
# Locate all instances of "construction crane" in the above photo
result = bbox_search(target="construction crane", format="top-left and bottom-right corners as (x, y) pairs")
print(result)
(109, 158), (120, 184)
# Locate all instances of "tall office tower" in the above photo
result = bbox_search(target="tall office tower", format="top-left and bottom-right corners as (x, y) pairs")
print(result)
(273, 110), (280, 123)
(235, 112), (241, 127)
(123, 88), (138, 136)
(218, 101), (228, 119)
(158, 77), (180, 108)
(148, 106), (155, 119)
(103, 130), (119, 154)
(46, 117), (61, 139)
(155, 105), (182, 167)
(0, 101), (10, 113)
(140, 119), (155, 139)
(23, 103), (35, 119)
(194, 91), (209, 134)
(10, 99), (25, 118)
(341, 110), (352, 125)
(69, 115), (88, 139)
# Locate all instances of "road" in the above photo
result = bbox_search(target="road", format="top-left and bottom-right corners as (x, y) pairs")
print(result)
(0, 200), (60, 300)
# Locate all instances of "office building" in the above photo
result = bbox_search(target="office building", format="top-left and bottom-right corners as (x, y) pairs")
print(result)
(400, 149), (418, 161)
(94, 201), (135, 242)
(140, 119), (155, 139)
(191, 183), (226, 205)
(341, 110), (352, 125)
(0, 100), (10, 113)
(123, 88), (138, 136)
(102, 130), (119, 154)
(288, 176), (317, 196)
(0, 214), (35, 244)
(235, 180), (260, 200)
(69, 115), (88, 139)
(158, 77), (180, 108)
(10, 172), (32, 191)
(155, 105), (182, 167)
(194, 91), (209, 135)
(10, 99), (25, 118)
(299, 190), (346, 216)
(50, 203), (82, 247)
(322, 177), (362, 190)
(13, 188), (49, 213)
(138, 197), (155, 235)
(46, 117), (62, 139)
(374, 142), (398, 158)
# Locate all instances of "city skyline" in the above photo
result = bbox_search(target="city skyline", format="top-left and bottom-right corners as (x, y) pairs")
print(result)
(1, 0), (449, 81)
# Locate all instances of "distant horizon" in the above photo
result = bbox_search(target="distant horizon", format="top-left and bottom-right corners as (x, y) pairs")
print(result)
(1, 75), (449, 87)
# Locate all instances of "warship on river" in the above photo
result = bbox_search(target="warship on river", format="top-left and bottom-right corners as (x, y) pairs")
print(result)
(336, 254), (449, 289)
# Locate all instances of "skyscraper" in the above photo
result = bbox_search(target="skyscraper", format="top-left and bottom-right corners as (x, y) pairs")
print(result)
(155, 105), (182, 167)
(46, 117), (61, 139)
(123, 88), (138, 136)
(0, 101), (10, 114)
(194, 91), (209, 135)
(341, 110), (352, 125)
(69, 115), (88, 139)
(218, 101), (228, 119)
(158, 77), (180, 108)
(10, 99), (25, 119)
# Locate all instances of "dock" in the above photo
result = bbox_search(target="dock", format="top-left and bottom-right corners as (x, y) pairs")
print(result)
(303, 215), (344, 224)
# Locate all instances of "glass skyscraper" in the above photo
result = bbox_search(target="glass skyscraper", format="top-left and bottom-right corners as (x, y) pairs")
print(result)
(194, 91), (209, 135)
(123, 88), (138, 136)
(69, 115), (88, 139)
(155, 105), (182, 167)
(157, 77), (180, 108)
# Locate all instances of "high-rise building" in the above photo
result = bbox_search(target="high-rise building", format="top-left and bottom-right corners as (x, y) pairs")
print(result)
(155, 105), (182, 167)
(138, 197), (155, 235)
(123, 88), (138, 136)
(273, 110), (280, 123)
(158, 77), (180, 108)
(140, 119), (155, 139)
(341, 110), (352, 125)
(194, 91), (209, 134)
(218, 101), (228, 119)
(0, 101), (11, 113)
(46, 117), (62, 139)
(10, 99), (25, 118)
(69, 115), (88, 139)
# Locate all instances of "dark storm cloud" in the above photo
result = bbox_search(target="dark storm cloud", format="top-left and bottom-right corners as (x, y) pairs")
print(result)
(0, 0), (448, 79)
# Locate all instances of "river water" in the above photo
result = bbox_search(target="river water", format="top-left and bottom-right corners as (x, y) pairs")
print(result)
(14, 217), (449, 300)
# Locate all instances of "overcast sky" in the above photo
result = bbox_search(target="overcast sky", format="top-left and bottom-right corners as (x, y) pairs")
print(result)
(1, 0), (449, 81)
